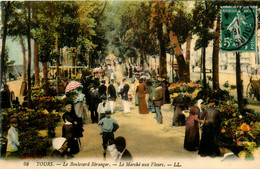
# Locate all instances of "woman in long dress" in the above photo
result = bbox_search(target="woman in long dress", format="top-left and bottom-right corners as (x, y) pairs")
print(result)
(184, 104), (202, 151)
(198, 100), (221, 157)
(136, 78), (149, 114)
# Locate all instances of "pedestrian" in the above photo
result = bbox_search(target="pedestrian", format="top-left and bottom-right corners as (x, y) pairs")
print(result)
(108, 80), (117, 114)
(198, 99), (221, 157)
(73, 89), (88, 124)
(98, 80), (107, 97)
(21, 96), (28, 108)
(125, 65), (129, 77)
(98, 110), (119, 159)
(1, 84), (11, 109)
(119, 78), (130, 113)
(152, 81), (164, 123)
(94, 72), (100, 87)
(62, 113), (79, 156)
(97, 95), (111, 121)
(110, 70), (117, 84)
(87, 84), (99, 123)
(136, 78), (149, 114)
(147, 80), (155, 113)
(162, 78), (170, 104)
(184, 100), (202, 151)
(12, 97), (20, 108)
(133, 76), (139, 106)
(129, 65), (133, 78)
(62, 102), (83, 150)
(172, 95), (186, 126)
(107, 136), (132, 161)
(6, 117), (20, 158)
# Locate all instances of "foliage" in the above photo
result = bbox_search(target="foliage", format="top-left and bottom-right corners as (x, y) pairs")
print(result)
(31, 93), (63, 112)
(19, 130), (51, 158)
(199, 87), (260, 158)
(168, 82), (201, 94)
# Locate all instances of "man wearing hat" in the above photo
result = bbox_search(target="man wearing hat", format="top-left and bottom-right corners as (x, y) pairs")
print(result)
(6, 117), (20, 158)
(87, 84), (99, 123)
(98, 110), (119, 159)
(152, 81), (164, 124)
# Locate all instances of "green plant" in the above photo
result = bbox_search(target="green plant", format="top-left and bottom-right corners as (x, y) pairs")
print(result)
(19, 130), (51, 158)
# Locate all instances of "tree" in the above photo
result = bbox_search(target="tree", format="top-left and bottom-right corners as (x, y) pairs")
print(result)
(6, 1), (28, 83)
(192, 1), (218, 92)
(1, 1), (14, 89)
(165, 1), (192, 82)
(212, 12), (220, 89)
(150, 0), (167, 78)
(26, 1), (32, 108)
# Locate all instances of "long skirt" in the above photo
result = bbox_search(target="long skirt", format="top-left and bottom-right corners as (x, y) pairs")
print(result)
(198, 123), (220, 157)
(109, 101), (115, 113)
(122, 100), (130, 113)
(184, 118), (200, 151)
(138, 97), (149, 114)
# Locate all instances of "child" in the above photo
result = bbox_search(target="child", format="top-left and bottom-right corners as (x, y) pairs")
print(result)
(98, 110), (119, 158)
(97, 95), (111, 121)
(6, 117), (20, 158)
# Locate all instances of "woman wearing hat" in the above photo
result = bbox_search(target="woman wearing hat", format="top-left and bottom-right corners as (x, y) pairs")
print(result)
(184, 100), (202, 151)
(136, 78), (149, 114)
(6, 117), (20, 158)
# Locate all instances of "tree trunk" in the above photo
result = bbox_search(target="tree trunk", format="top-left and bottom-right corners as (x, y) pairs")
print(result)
(236, 52), (244, 114)
(212, 13), (220, 90)
(202, 46), (207, 90)
(185, 32), (191, 82)
(0, 1), (11, 90)
(43, 61), (49, 96)
(27, 2), (32, 108)
(141, 47), (145, 68)
(19, 36), (27, 82)
(158, 24), (167, 79)
(171, 53), (174, 83)
(34, 40), (40, 86)
(55, 35), (60, 94)
(169, 30), (189, 82)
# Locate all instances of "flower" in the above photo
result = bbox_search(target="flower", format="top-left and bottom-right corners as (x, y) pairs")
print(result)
(240, 123), (249, 132)
(239, 115), (242, 119)
(221, 128), (226, 133)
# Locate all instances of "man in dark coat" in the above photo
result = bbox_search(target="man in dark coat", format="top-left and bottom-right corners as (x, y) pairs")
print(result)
(108, 80), (117, 113)
(118, 78), (130, 113)
(115, 136), (132, 161)
(98, 80), (107, 97)
(88, 85), (100, 123)
(153, 81), (164, 124)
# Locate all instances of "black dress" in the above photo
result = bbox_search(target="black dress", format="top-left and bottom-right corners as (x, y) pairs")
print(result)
(198, 107), (221, 157)
(62, 123), (79, 154)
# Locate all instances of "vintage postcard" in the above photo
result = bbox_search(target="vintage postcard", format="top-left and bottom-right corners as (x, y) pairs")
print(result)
(0, 0), (259, 169)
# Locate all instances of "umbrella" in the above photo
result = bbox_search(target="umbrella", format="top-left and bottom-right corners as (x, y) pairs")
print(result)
(65, 81), (83, 93)
(93, 67), (101, 72)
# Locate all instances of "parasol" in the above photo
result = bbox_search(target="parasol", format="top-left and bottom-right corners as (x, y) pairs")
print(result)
(65, 81), (83, 93)
(93, 67), (101, 72)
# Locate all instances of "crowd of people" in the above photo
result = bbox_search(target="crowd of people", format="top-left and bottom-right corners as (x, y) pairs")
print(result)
(2, 61), (236, 161)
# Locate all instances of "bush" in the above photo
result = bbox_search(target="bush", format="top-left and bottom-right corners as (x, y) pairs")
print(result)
(19, 130), (51, 158)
